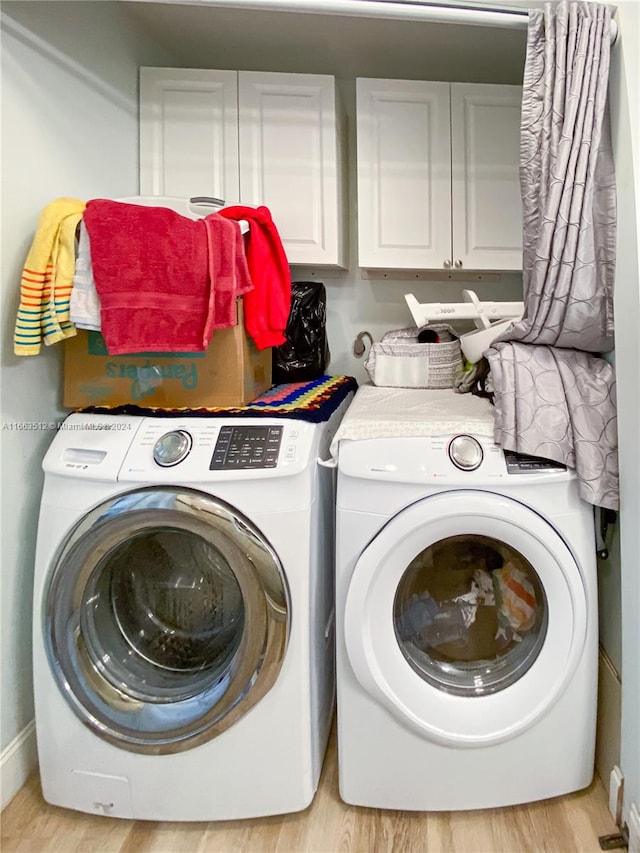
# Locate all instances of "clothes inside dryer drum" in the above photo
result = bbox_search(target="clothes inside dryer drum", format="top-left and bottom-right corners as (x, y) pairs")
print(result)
(45, 486), (289, 754)
(394, 534), (548, 696)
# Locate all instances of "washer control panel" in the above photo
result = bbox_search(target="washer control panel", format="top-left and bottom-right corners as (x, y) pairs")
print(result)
(209, 425), (283, 470)
(119, 418), (315, 481)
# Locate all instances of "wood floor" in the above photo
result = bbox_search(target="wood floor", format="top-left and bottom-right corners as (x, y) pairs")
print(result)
(1, 724), (618, 853)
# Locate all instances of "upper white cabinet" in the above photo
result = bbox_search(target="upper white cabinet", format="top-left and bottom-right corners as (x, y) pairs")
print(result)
(356, 79), (451, 271)
(140, 67), (347, 267)
(451, 83), (523, 271)
(140, 68), (240, 207)
(356, 78), (523, 271)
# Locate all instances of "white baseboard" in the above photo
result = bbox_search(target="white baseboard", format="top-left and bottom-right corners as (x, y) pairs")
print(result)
(596, 646), (622, 787)
(1, 720), (37, 811)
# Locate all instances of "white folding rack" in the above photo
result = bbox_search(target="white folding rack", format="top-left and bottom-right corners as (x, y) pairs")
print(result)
(405, 289), (524, 363)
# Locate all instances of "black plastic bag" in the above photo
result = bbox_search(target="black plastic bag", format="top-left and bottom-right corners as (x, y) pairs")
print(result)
(272, 281), (330, 383)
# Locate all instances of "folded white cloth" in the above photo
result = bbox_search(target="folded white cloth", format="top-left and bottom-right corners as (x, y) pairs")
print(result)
(329, 384), (495, 458)
(70, 222), (101, 331)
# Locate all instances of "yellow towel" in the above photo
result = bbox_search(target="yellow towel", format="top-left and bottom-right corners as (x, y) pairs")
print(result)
(14, 197), (86, 355)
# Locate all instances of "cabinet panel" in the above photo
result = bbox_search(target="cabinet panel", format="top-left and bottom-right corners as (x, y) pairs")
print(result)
(356, 79), (451, 269)
(356, 79), (523, 272)
(139, 68), (239, 202)
(139, 68), (346, 267)
(451, 83), (523, 270)
(239, 71), (345, 267)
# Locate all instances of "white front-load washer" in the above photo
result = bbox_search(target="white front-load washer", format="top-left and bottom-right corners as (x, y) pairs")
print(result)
(336, 420), (598, 811)
(33, 398), (350, 821)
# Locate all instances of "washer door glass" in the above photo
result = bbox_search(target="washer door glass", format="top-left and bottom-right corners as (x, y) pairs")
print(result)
(45, 487), (289, 754)
(394, 534), (547, 696)
(344, 490), (589, 747)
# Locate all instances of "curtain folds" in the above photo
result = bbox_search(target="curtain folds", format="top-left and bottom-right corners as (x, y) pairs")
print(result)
(489, 341), (618, 509)
(487, 0), (619, 509)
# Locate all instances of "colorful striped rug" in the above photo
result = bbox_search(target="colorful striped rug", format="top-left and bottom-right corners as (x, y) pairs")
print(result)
(81, 374), (358, 423)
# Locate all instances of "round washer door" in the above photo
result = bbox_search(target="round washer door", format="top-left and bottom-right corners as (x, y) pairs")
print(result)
(45, 487), (289, 754)
(344, 490), (588, 747)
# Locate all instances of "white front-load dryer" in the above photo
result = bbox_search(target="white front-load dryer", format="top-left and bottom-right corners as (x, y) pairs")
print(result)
(335, 429), (598, 811)
(33, 400), (350, 821)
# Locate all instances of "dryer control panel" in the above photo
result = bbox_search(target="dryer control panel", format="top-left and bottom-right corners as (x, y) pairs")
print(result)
(504, 450), (566, 474)
(339, 432), (573, 487)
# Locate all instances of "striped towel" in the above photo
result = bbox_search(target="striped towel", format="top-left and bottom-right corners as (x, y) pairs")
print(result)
(14, 197), (85, 355)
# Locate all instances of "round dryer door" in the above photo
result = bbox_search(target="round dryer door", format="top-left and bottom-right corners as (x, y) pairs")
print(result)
(344, 490), (589, 747)
(45, 487), (289, 754)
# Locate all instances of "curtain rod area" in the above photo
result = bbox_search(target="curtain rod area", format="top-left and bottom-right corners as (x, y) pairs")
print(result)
(132, 0), (617, 41)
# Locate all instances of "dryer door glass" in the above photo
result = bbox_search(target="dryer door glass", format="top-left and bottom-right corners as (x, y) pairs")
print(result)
(45, 487), (289, 754)
(393, 534), (547, 696)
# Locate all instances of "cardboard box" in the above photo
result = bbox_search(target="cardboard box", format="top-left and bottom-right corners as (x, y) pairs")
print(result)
(63, 302), (271, 409)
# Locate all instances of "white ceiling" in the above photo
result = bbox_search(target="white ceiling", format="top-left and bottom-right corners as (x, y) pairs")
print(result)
(119, 1), (528, 83)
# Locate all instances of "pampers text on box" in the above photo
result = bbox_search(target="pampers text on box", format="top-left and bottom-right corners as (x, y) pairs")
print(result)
(105, 361), (199, 401)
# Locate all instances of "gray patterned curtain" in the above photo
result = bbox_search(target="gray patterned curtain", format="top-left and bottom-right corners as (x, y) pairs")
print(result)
(486, 0), (619, 509)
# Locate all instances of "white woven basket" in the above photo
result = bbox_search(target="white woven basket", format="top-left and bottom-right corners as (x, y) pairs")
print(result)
(364, 324), (463, 389)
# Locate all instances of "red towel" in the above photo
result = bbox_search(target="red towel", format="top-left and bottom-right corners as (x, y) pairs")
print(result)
(203, 213), (253, 342)
(218, 205), (291, 350)
(84, 200), (214, 354)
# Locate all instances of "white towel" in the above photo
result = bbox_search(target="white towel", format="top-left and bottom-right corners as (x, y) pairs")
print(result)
(70, 222), (101, 331)
(329, 385), (495, 459)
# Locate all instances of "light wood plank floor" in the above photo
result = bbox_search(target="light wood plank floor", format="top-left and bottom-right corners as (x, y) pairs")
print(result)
(1, 724), (618, 853)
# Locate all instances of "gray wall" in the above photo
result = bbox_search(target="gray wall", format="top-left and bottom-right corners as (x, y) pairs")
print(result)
(0, 1), (176, 799)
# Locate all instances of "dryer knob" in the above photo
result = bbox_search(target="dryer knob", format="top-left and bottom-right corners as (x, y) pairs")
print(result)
(448, 435), (483, 471)
(153, 430), (193, 467)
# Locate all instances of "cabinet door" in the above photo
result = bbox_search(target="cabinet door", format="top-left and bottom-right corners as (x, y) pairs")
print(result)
(356, 78), (452, 270)
(238, 71), (346, 267)
(139, 68), (240, 202)
(451, 83), (523, 271)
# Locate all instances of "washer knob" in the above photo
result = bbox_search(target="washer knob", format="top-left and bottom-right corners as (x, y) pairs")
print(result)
(448, 435), (483, 471)
(153, 430), (193, 467)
